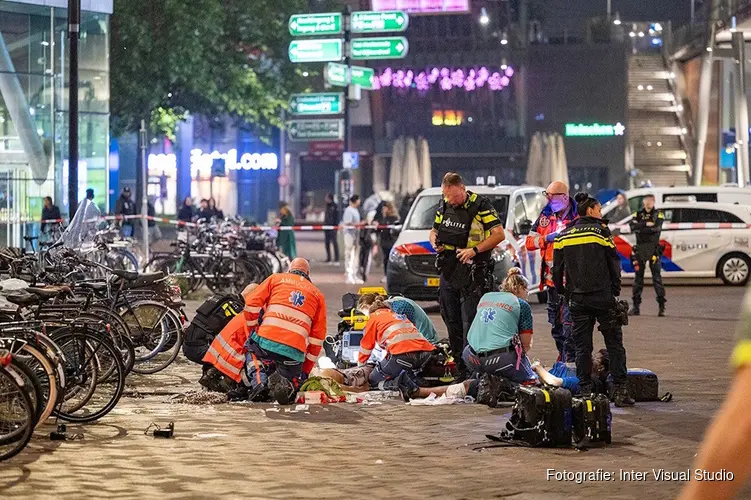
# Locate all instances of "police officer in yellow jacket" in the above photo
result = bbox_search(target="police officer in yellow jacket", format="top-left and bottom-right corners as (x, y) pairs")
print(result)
(429, 172), (506, 379)
(629, 194), (666, 317)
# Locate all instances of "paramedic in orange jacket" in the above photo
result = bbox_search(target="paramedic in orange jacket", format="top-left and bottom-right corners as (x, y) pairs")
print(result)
(358, 295), (436, 400)
(205, 258), (327, 403)
(524, 181), (577, 362)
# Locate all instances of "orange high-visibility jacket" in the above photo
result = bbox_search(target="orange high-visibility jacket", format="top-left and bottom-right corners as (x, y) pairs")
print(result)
(245, 273), (327, 375)
(358, 309), (434, 365)
(202, 313), (248, 382)
(524, 201), (577, 288)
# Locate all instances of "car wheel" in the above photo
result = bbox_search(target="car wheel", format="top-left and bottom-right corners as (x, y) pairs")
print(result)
(719, 254), (751, 286)
(537, 289), (548, 304)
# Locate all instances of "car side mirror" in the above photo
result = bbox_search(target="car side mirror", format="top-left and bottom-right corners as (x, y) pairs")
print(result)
(517, 219), (533, 236)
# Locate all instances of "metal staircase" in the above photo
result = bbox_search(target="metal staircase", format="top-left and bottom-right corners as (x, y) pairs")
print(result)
(627, 54), (692, 186)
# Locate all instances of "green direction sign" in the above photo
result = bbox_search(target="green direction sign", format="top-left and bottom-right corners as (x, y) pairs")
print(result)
(325, 62), (375, 90)
(351, 11), (409, 33)
(289, 93), (344, 115)
(287, 119), (344, 141)
(289, 38), (343, 63)
(351, 37), (409, 60)
(288, 13), (342, 36)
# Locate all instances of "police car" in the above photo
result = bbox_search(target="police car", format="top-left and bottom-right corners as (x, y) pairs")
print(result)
(386, 184), (547, 301)
(613, 202), (751, 285)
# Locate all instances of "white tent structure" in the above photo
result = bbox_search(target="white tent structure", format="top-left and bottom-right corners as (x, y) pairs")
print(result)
(400, 137), (421, 195)
(372, 156), (388, 193)
(525, 133), (544, 186)
(388, 136), (405, 193)
(417, 137), (432, 189)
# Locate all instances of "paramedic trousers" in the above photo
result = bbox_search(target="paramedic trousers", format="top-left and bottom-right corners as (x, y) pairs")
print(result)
(244, 340), (303, 393)
(569, 293), (628, 392)
(546, 287), (577, 362)
(369, 351), (434, 389)
(462, 346), (536, 384)
(439, 276), (483, 375)
(632, 253), (665, 305)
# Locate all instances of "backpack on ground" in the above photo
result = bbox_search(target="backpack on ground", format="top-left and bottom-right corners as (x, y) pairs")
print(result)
(500, 386), (573, 447)
(183, 294), (243, 364)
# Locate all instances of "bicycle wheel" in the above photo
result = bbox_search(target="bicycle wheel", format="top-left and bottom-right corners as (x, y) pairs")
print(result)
(81, 308), (136, 378)
(0, 366), (34, 461)
(207, 256), (250, 294)
(52, 329), (125, 423)
(8, 342), (60, 429)
(119, 301), (171, 362)
(9, 358), (43, 425)
(130, 306), (183, 375)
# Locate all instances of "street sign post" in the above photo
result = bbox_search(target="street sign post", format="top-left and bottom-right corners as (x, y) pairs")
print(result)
(288, 38), (343, 63)
(289, 93), (344, 115)
(350, 37), (409, 60)
(287, 119), (345, 141)
(325, 63), (375, 90)
(288, 13), (343, 36)
(351, 11), (409, 33)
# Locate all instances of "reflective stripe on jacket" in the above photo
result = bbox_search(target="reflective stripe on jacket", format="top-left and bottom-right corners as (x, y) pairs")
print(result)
(524, 198), (577, 288)
(358, 309), (435, 365)
(202, 314), (249, 382)
(244, 273), (327, 374)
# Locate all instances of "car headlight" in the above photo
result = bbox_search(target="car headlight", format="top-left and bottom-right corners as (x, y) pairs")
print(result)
(389, 247), (407, 268)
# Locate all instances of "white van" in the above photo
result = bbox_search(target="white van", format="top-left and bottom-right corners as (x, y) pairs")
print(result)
(603, 186), (751, 224)
(386, 185), (546, 301)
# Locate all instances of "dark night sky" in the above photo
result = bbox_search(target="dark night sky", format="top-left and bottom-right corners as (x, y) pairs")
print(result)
(539, 0), (695, 37)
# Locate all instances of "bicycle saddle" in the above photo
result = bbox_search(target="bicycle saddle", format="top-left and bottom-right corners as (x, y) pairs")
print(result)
(6, 293), (40, 306)
(26, 285), (72, 299)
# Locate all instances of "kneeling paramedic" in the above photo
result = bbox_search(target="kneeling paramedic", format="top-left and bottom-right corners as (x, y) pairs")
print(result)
(430, 172), (505, 379)
(358, 295), (437, 400)
(552, 193), (634, 407)
(204, 258), (327, 404)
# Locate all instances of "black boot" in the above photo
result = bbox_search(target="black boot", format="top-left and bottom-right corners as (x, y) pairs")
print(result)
(614, 385), (635, 407)
(657, 298), (666, 317)
(476, 373), (500, 408)
(629, 301), (640, 316)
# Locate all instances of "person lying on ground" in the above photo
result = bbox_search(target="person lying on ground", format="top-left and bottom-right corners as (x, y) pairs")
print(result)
(530, 349), (610, 395)
(357, 293), (439, 344)
(357, 294), (437, 399)
(463, 267), (537, 385)
(204, 258), (326, 404)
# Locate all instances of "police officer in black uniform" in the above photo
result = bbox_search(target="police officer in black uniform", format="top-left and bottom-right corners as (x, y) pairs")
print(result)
(552, 193), (634, 406)
(629, 193), (666, 317)
(429, 172), (506, 379)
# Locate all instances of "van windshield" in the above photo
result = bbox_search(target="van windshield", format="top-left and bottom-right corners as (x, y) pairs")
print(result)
(405, 194), (509, 230)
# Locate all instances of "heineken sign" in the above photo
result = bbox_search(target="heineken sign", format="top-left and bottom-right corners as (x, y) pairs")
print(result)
(287, 119), (345, 141)
(288, 38), (343, 63)
(288, 13), (343, 36)
(351, 37), (409, 60)
(351, 11), (409, 33)
(565, 122), (626, 137)
(289, 93), (344, 115)
(325, 62), (375, 89)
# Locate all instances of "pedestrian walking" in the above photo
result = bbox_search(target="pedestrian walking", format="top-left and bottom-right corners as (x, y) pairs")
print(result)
(276, 202), (297, 259)
(377, 201), (400, 282)
(342, 195), (362, 284)
(324, 193), (340, 264)
(40, 196), (61, 234)
(114, 187), (136, 238)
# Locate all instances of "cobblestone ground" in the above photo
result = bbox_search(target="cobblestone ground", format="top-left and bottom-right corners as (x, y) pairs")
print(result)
(1, 235), (749, 499)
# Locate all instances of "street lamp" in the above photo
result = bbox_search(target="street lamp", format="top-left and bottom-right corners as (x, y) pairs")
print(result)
(613, 12), (621, 25)
(500, 30), (508, 45)
(479, 7), (489, 25)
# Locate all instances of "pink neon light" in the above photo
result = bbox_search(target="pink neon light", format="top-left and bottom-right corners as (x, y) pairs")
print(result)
(370, 0), (470, 14)
(376, 66), (513, 92)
